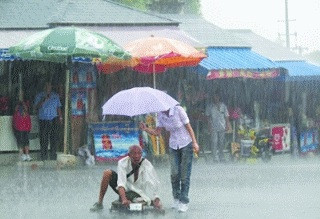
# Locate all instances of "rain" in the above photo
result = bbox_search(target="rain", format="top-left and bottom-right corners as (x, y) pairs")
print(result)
(1, 1), (320, 219)
(1, 155), (320, 218)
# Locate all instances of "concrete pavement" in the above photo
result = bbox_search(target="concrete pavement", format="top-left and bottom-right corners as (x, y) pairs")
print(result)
(1, 152), (320, 219)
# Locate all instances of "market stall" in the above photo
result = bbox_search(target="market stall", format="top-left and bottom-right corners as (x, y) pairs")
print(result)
(0, 27), (132, 159)
(0, 58), (65, 152)
(188, 47), (287, 160)
(279, 61), (320, 155)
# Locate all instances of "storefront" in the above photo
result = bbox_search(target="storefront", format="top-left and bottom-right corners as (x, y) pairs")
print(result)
(0, 53), (67, 152)
(0, 51), (176, 158)
(188, 47), (287, 155)
(278, 60), (320, 155)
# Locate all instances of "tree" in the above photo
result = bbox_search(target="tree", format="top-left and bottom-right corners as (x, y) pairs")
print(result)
(184, 0), (201, 14)
(112, 0), (200, 14)
(114, 0), (147, 10)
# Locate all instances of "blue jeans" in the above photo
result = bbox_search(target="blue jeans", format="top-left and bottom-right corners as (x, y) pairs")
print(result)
(169, 143), (193, 204)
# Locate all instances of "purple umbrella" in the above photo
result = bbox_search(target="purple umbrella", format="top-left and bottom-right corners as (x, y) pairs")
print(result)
(102, 87), (179, 117)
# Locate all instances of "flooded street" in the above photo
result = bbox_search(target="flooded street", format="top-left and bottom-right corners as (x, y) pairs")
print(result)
(1, 154), (320, 219)
(1, 1), (320, 219)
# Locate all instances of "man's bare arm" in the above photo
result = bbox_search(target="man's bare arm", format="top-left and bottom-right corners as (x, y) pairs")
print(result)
(118, 186), (130, 206)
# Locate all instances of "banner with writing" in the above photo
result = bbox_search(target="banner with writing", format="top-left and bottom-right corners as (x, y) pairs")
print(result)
(89, 121), (144, 162)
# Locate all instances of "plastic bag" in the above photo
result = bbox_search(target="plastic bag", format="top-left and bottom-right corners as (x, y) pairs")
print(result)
(78, 146), (95, 166)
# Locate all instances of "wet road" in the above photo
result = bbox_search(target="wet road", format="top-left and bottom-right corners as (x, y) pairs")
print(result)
(1, 154), (320, 219)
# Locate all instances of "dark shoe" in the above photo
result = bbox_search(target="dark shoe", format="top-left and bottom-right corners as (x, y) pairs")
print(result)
(90, 202), (103, 212)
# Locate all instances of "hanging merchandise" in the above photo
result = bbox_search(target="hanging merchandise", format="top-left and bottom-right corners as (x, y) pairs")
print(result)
(70, 63), (98, 117)
(71, 89), (87, 116)
(71, 63), (97, 89)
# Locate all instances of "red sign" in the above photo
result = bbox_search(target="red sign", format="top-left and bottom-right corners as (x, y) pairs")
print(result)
(271, 124), (290, 152)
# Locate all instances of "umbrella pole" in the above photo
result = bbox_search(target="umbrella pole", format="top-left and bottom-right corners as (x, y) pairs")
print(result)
(152, 63), (160, 155)
(153, 63), (156, 89)
(63, 63), (70, 154)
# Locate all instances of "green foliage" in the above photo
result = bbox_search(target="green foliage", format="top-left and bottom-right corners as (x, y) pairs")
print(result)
(112, 0), (201, 14)
(184, 0), (201, 14)
(114, 0), (147, 11)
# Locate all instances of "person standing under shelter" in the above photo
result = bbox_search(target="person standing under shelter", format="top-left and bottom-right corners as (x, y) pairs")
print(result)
(13, 99), (32, 161)
(139, 105), (199, 212)
(205, 92), (231, 162)
(34, 82), (62, 161)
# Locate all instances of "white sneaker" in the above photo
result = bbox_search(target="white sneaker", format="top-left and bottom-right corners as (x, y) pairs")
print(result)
(21, 154), (27, 161)
(178, 203), (188, 212)
(25, 154), (32, 161)
(171, 199), (180, 209)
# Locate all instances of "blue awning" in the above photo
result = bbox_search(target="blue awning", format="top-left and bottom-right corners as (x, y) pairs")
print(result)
(276, 61), (320, 81)
(0, 48), (17, 61)
(196, 47), (280, 79)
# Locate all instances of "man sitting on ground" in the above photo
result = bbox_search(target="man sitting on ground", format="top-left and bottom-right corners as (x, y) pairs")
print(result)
(90, 145), (162, 211)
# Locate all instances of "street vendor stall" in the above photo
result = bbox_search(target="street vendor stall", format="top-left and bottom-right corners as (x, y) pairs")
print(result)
(0, 58), (65, 152)
(0, 27), (132, 159)
(188, 47), (286, 160)
(279, 61), (320, 155)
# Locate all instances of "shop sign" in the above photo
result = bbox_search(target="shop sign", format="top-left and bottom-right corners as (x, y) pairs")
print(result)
(300, 129), (319, 153)
(206, 69), (280, 80)
(271, 124), (291, 152)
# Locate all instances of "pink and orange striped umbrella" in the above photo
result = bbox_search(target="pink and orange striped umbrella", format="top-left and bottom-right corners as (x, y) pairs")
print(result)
(124, 36), (206, 87)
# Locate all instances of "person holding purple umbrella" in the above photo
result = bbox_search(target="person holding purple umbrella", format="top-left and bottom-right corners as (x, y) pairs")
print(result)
(139, 105), (199, 213)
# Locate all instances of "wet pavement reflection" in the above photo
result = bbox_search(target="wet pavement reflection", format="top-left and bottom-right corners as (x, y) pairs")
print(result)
(1, 154), (320, 219)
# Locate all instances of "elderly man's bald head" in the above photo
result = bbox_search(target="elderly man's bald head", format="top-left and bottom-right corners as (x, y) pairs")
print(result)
(129, 145), (142, 153)
(128, 145), (143, 165)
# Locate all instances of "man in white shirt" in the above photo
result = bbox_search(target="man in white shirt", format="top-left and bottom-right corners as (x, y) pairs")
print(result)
(90, 145), (162, 211)
(205, 92), (231, 162)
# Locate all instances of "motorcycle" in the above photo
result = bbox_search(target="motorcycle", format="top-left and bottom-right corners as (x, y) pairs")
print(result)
(231, 128), (273, 162)
(251, 128), (273, 162)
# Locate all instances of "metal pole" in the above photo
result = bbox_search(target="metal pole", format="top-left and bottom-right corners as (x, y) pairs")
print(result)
(152, 63), (160, 155)
(63, 59), (70, 154)
(8, 62), (12, 96)
(285, 0), (290, 48)
(153, 63), (156, 89)
(18, 72), (23, 101)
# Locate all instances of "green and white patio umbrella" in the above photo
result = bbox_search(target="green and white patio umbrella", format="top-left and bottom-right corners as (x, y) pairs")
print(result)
(8, 26), (132, 155)
(9, 26), (131, 63)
